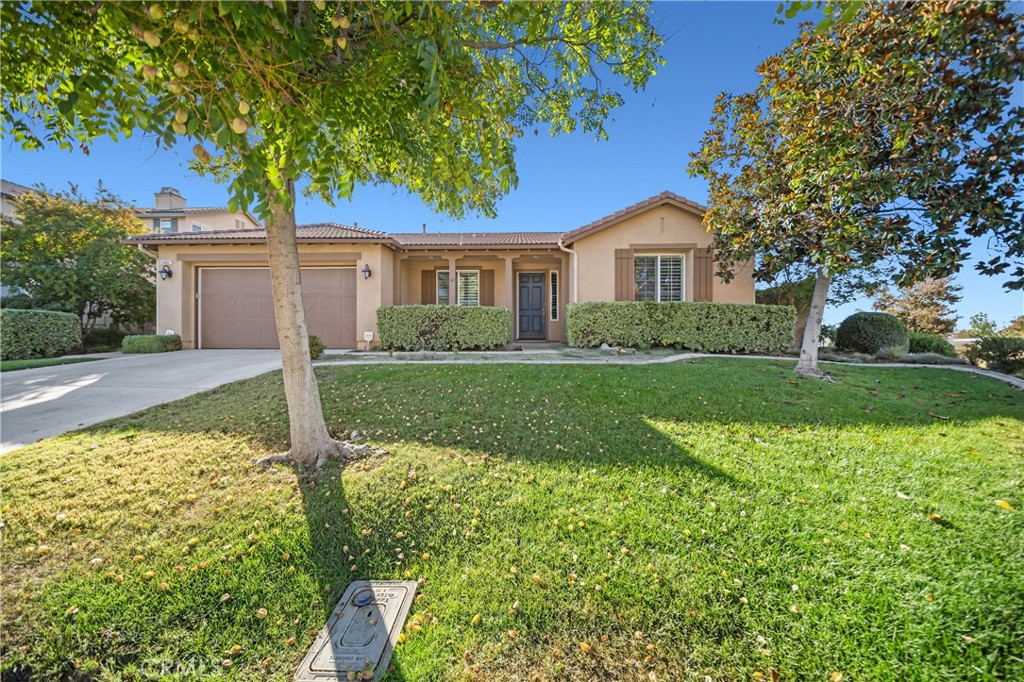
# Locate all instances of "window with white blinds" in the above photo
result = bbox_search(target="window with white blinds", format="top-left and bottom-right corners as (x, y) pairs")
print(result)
(549, 271), (559, 321)
(634, 255), (684, 302)
(437, 270), (480, 306)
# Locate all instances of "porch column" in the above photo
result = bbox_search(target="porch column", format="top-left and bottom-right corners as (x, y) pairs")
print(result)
(503, 256), (514, 310)
(447, 257), (457, 305)
(394, 255), (406, 305)
(504, 256), (515, 341)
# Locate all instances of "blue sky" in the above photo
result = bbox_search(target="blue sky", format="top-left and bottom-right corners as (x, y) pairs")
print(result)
(1, 1), (1020, 327)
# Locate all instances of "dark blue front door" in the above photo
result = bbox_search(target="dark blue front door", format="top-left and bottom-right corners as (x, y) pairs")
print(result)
(518, 273), (546, 340)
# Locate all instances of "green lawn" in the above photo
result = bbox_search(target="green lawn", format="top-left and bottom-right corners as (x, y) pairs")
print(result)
(2, 360), (1022, 681)
(0, 356), (101, 372)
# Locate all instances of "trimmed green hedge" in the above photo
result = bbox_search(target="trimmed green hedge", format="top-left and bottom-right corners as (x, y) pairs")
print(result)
(566, 301), (796, 353)
(965, 336), (1024, 374)
(835, 312), (909, 355)
(0, 309), (81, 360)
(908, 332), (956, 357)
(122, 334), (182, 354)
(377, 305), (511, 351)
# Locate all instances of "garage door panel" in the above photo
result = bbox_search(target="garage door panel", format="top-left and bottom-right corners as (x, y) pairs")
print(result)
(200, 268), (356, 349)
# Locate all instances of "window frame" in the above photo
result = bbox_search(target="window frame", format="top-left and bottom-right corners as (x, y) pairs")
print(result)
(633, 254), (685, 303)
(436, 269), (481, 306)
(549, 270), (559, 321)
(159, 218), (174, 233)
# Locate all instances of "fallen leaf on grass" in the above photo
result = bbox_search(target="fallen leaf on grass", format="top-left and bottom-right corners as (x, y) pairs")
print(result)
(996, 499), (1016, 511)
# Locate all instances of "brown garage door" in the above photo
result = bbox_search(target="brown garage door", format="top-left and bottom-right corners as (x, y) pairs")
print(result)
(199, 268), (356, 349)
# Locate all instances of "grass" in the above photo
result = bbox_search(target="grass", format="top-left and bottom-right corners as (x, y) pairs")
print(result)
(1, 359), (1022, 681)
(0, 356), (101, 372)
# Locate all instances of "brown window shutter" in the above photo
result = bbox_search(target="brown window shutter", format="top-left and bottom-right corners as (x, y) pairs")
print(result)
(421, 270), (436, 304)
(480, 270), (495, 306)
(694, 248), (713, 302)
(614, 249), (634, 301)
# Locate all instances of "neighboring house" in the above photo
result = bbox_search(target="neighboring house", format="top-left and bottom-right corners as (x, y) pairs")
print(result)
(1, 178), (34, 221)
(136, 186), (260, 234)
(0, 179), (37, 297)
(128, 191), (755, 349)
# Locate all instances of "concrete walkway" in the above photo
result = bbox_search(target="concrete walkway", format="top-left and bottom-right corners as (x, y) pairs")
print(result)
(1, 350), (282, 453)
(318, 349), (1024, 390)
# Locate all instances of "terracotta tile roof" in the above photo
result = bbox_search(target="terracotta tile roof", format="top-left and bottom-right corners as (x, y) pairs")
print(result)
(391, 232), (561, 247)
(127, 191), (704, 249)
(127, 222), (388, 244)
(561, 191), (706, 244)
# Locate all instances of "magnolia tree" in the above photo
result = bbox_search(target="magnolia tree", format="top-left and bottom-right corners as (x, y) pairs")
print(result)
(2, 1), (662, 465)
(689, 1), (1024, 377)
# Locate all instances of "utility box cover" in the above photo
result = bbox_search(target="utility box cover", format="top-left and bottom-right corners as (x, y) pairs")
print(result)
(294, 580), (417, 681)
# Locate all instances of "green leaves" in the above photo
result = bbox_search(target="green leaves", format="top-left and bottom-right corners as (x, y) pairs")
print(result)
(2, 1), (662, 225)
(0, 184), (155, 332)
(690, 1), (1024, 292)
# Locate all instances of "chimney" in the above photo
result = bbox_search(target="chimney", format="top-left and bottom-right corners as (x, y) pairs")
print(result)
(154, 186), (186, 210)
(422, 222), (427, 234)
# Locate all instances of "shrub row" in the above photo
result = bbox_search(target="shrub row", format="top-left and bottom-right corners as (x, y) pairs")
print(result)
(565, 301), (796, 353)
(908, 332), (956, 357)
(377, 305), (511, 351)
(966, 336), (1024, 374)
(0, 309), (80, 360)
(122, 334), (182, 354)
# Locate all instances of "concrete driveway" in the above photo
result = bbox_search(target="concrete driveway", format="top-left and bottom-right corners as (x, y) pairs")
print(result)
(1, 350), (282, 454)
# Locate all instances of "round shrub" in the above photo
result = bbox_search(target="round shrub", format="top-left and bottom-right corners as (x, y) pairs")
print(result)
(308, 334), (325, 360)
(0, 309), (80, 360)
(908, 332), (955, 357)
(835, 312), (909, 355)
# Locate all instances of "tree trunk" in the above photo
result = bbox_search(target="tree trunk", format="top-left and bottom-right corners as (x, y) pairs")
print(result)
(264, 182), (341, 466)
(261, 180), (381, 469)
(794, 268), (830, 378)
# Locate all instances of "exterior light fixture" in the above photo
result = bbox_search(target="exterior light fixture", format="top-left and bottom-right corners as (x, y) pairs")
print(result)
(362, 264), (372, 280)
(159, 264), (173, 280)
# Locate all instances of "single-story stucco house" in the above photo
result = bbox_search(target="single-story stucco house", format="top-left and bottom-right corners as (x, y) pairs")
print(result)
(128, 191), (754, 349)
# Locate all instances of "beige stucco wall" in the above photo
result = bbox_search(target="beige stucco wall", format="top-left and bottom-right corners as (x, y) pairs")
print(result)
(571, 204), (754, 304)
(154, 242), (391, 349)
(140, 211), (260, 234)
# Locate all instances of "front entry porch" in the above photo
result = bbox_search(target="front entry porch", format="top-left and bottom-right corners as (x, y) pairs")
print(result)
(391, 250), (569, 342)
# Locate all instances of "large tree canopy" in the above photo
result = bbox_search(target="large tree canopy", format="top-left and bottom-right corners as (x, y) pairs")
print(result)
(2, 1), (663, 464)
(689, 1), (1023, 376)
(0, 185), (155, 334)
(2, 1), (660, 217)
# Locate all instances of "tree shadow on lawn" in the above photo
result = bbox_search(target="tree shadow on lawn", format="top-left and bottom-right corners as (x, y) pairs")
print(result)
(21, 359), (1021, 680)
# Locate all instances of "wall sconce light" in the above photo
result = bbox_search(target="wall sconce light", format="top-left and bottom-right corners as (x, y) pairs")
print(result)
(159, 265), (173, 280)
(362, 264), (372, 280)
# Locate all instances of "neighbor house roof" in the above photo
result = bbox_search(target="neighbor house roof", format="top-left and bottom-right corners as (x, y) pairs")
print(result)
(136, 205), (262, 226)
(1, 179), (37, 199)
(138, 206), (249, 216)
(127, 222), (389, 245)
(561, 191), (706, 245)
